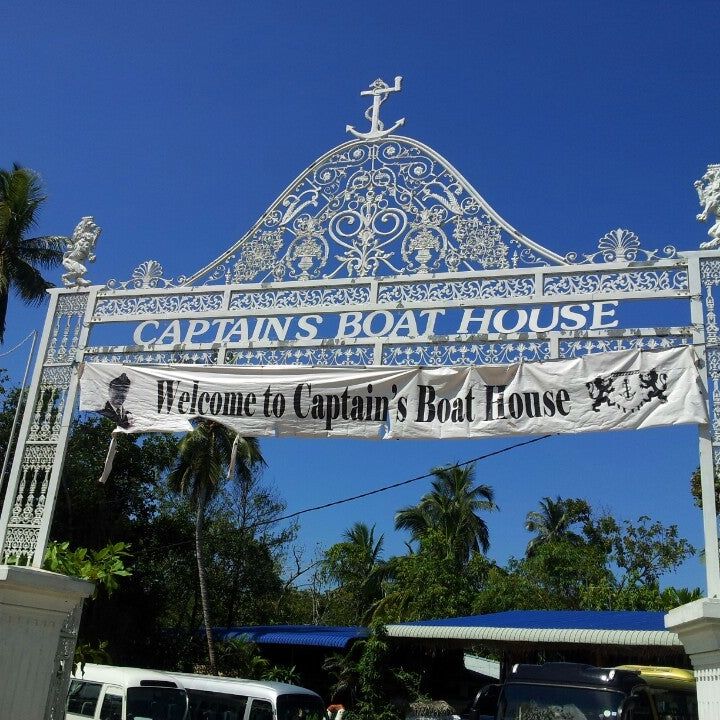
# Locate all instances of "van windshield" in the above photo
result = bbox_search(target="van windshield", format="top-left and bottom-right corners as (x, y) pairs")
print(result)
(497, 683), (625, 720)
(277, 693), (327, 720)
(127, 686), (187, 720)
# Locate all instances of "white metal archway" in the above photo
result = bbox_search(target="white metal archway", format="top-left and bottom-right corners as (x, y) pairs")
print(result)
(2, 78), (720, 718)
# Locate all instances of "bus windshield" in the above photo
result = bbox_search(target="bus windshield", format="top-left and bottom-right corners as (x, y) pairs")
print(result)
(277, 693), (328, 720)
(126, 686), (188, 720)
(497, 683), (626, 720)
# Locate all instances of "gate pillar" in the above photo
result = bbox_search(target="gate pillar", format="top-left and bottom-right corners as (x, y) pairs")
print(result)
(666, 599), (720, 718)
(0, 565), (91, 720)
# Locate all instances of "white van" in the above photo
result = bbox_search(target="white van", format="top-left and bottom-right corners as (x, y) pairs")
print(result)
(65, 663), (189, 720)
(166, 673), (327, 720)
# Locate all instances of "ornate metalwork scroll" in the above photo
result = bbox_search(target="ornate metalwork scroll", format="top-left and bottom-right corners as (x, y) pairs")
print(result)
(181, 137), (568, 286)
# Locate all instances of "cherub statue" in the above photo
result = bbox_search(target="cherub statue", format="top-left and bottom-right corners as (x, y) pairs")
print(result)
(695, 164), (720, 250)
(62, 216), (101, 287)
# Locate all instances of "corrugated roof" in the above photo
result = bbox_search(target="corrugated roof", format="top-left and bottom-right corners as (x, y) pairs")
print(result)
(386, 611), (682, 647)
(213, 625), (369, 649)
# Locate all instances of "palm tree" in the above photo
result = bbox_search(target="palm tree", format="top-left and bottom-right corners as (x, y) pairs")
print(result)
(324, 522), (387, 623)
(525, 495), (589, 556)
(394, 463), (497, 564)
(167, 420), (265, 674)
(342, 521), (385, 576)
(0, 165), (64, 342)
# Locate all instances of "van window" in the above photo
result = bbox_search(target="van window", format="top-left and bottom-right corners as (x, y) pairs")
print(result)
(99, 692), (123, 720)
(68, 679), (103, 716)
(248, 699), (274, 720)
(126, 686), (187, 720)
(277, 693), (327, 720)
(187, 688), (248, 720)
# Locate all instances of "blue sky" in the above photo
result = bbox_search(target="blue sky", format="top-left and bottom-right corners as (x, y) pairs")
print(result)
(2, 1), (719, 593)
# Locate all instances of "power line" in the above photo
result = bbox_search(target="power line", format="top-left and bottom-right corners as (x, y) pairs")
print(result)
(251, 434), (554, 528)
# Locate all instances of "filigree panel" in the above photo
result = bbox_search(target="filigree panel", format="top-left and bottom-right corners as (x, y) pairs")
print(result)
(93, 292), (224, 319)
(184, 139), (564, 286)
(378, 276), (535, 303)
(88, 350), (219, 365)
(8, 444), (56, 528)
(1, 526), (39, 562)
(229, 285), (371, 311)
(105, 260), (180, 290)
(226, 346), (375, 366)
(382, 341), (550, 366)
(47, 294), (89, 363)
(706, 348), (720, 445)
(544, 269), (688, 296)
(701, 259), (720, 347)
(559, 335), (690, 358)
(28, 366), (73, 442)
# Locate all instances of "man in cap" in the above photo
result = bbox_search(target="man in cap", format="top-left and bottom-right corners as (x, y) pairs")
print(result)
(97, 372), (134, 429)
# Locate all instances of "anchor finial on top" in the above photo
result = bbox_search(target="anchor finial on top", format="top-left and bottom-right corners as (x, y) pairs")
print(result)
(346, 76), (405, 140)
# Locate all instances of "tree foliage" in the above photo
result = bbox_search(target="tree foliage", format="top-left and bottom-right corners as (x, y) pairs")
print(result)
(525, 496), (589, 556)
(395, 464), (497, 563)
(0, 165), (64, 342)
(321, 522), (387, 625)
(690, 466), (720, 515)
(43, 540), (132, 597)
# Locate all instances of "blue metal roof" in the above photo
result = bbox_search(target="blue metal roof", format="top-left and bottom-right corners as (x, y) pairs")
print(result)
(213, 625), (369, 649)
(400, 611), (667, 632)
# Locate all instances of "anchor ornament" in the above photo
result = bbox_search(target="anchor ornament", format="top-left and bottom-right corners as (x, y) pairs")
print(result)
(346, 76), (406, 140)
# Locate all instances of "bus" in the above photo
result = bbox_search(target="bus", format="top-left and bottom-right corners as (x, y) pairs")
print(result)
(65, 664), (188, 720)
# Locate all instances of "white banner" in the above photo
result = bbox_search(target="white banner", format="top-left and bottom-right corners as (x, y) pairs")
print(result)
(78, 346), (707, 440)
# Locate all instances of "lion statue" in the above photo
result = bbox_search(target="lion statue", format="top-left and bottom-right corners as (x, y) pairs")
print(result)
(61, 216), (101, 287)
(696, 164), (720, 250)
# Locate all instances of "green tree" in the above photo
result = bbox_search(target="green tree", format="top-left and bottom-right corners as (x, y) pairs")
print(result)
(525, 496), (590, 556)
(376, 533), (490, 622)
(42, 539), (132, 670)
(476, 508), (697, 614)
(167, 420), (265, 674)
(0, 165), (64, 342)
(395, 464), (496, 564)
(324, 622), (419, 720)
(219, 467), (297, 626)
(690, 466), (720, 515)
(475, 539), (611, 613)
(0, 379), (20, 505)
(322, 522), (387, 624)
(608, 514), (694, 586)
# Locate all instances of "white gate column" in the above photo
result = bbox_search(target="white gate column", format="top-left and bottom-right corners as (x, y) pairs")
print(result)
(0, 565), (91, 720)
(666, 599), (720, 719)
